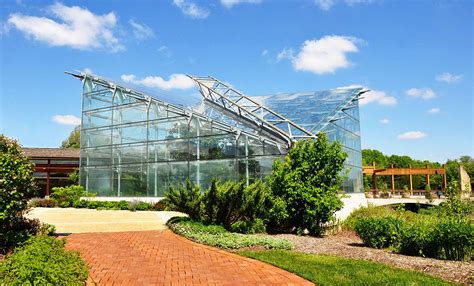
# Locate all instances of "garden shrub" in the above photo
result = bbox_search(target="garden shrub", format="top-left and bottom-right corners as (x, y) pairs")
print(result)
(118, 200), (130, 210)
(167, 217), (292, 250)
(344, 205), (398, 230)
(163, 179), (272, 234)
(434, 218), (473, 261)
(136, 201), (152, 211)
(162, 179), (203, 219)
(397, 219), (439, 258)
(0, 135), (37, 253)
(50, 185), (92, 207)
(268, 133), (346, 235)
(231, 219), (266, 234)
(442, 180), (472, 219)
(151, 201), (166, 211)
(207, 180), (270, 231)
(1, 216), (56, 253)
(29, 198), (58, 208)
(0, 236), (89, 285)
(355, 216), (404, 248)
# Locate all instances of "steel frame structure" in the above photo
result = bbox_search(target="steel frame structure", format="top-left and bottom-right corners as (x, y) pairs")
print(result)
(188, 75), (316, 146)
(69, 72), (286, 197)
(69, 71), (365, 196)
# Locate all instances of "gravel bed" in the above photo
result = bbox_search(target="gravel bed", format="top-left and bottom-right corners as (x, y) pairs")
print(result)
(274, 231), (473, 285)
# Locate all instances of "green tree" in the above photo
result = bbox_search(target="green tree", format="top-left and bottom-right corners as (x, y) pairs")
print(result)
(269, 133), (346, 235)
(362, 149), (387, 167)
(0, 135), (37, 252)
(60, 125), (80, 148)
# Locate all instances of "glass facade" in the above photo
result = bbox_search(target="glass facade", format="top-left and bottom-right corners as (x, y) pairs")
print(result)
(78, 74), (364, 196)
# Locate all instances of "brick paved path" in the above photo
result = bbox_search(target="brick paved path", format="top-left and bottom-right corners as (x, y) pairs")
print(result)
(66, 230), (314, 285)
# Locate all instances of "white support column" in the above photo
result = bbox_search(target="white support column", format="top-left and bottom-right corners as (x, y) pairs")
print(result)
(245, 135), (249, 186)
(196, 119), (201, 186)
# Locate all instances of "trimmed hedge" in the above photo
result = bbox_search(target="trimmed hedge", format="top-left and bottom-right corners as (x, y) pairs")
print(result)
(167, 217), (293, 250)
(0, 236), (89, 285)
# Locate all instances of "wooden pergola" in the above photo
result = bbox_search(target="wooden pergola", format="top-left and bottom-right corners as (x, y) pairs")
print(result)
(363, 162), (447, 193)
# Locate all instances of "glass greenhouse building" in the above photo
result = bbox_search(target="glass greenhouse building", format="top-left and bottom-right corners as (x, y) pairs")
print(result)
(70, 72), (366, 197)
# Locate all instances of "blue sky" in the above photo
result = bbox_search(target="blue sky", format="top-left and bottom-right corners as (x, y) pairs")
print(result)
(0, 0), (472, 163)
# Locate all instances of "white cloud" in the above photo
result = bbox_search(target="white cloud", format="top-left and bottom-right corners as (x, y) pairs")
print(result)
(129, 19), (154, 40)
(398, 131), (427, 140)
(53, 115), (81, 126)
(158, 45), (172, 57)
(8, 3), (124, 52)
(406, 88), (436, 100)
(435, 72), (463, 84)
(220, 0), (262, 8)
(283, 35), (360, 74)
(359, 89), (397, 106)
(315, 0), (374, 10)
(345, 0), (374, 5)
(0, 22), (10, 37)
(276, 48), (294, 62)
(173, 0), (210, 19)
(261, 49), (268, 56)
(121, 73), (194, 90)
(428, 107), (440, 114)
(315, 0), (336, 10)
(379, 118), (390, 124)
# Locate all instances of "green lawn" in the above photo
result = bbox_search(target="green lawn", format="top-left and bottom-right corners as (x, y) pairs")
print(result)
(239, 250), (456, 286)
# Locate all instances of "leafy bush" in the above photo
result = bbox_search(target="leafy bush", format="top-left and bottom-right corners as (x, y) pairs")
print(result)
(151, 201), (166, 211)
(231, 219), (266, 234)
(204, 179), (271, 231)
(397, 219), (439, 258)
(29, 198), (58, 208)
(268, 133), (346, 235)
(162, 179), (203, 219)
(0, 236), (88, 285)
(344, 205), (398, 230)
(1, 217), (56, 254)
(73, 199), (154, 211)
(442, 181), (472, 219)
(167, 217), (293, 250)
(163, 179), (272, 234)
(434, 218), (473, 261)
(0, 135), (37, 253)
(355, 216), (404, 248)
(50, 185), (91, 207)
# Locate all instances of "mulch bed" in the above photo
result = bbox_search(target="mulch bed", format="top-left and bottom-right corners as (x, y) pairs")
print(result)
(274, 231), (473, 285)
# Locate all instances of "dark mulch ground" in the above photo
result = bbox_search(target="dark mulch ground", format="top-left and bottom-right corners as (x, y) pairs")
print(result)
(274, 231), (473, 285)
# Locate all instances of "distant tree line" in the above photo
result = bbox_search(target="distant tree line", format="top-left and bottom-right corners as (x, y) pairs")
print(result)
(362, 149), (474, 191)
(60, 126), (80, 149)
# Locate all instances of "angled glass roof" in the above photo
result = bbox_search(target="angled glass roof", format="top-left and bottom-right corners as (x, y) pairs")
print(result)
(249, 87), (365, 135)
(189, 75), (366, 144)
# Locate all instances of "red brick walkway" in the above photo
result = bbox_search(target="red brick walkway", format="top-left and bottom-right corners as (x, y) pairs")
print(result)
(66, 230), (314, 285)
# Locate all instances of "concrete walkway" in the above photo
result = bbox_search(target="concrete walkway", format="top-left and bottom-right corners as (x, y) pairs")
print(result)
(66, 230), (313, 285)
(27, 207), (183, 233)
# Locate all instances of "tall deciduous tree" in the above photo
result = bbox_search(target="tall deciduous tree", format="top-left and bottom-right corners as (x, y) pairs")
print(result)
(269, 133), (346, 235)
(60, 126), (80, 149)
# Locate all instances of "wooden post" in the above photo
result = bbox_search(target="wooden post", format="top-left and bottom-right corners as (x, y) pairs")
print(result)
(46, 159), (50, 196)
(409, 164), (413, 194)
(426, 164), (431, 191)
(372, 161), (377, 191)
(391, 164), (395, 194)
(443, 164), (447, 191)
